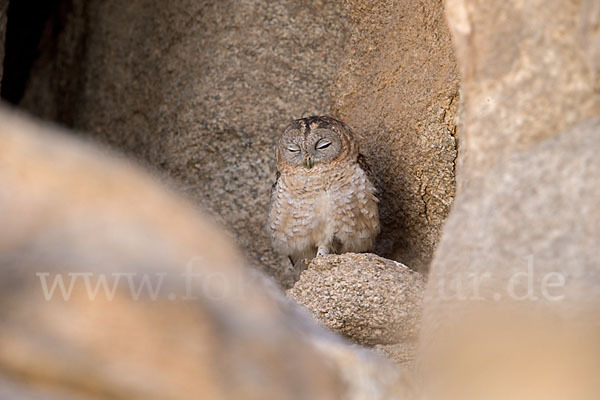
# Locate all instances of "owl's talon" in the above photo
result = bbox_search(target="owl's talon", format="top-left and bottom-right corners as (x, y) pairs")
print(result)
(316, 246), (330, 257)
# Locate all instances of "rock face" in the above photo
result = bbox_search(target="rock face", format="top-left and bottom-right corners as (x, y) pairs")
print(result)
(20, 0), (351, 287)
(2, 0), (599, 396)
(331, 0), (460, 273)
(18, 0), (458, 284)
(445, 0), (600, 186)
(423, 0), (600, 330)
(289, 253), (425, 347)
(0, 107), (410, 400)
(419, 0), (600, 397)
(423, 117), (600, 334)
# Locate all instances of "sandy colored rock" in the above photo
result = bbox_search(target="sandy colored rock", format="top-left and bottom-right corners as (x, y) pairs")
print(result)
(20, 0), (460, 283)
(418, 0), (600, 397)
(422, 116), (600, 336)
(0, 107), (410, 400)
(422, 0), (600, 340)
(445, 0), (600, 187)
(373, 343), (418, 369)
(20, 0), (350, 287)
(420, 313), (600, 400)
(288, 253), (425, 346)
(331, 0), (459, 273)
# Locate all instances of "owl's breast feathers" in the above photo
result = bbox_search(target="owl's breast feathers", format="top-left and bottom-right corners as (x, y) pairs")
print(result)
(268, 158), (380, 257)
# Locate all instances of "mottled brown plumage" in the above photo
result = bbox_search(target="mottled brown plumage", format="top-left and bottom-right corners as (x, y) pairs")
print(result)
(268, 116), (380, 271)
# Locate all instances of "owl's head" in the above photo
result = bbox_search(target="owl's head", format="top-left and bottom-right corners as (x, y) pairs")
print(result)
(276, 116), (358, 170)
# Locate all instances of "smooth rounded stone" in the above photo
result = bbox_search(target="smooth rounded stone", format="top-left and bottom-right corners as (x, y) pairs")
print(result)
(288, 253), (425, 346)
(445, 0), (600, 186)
(423, 0), (600, 350)
(418, 0), (600, 397)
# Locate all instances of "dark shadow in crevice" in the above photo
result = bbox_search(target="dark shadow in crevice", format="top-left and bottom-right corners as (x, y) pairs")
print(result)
(1, 0), (62, 103)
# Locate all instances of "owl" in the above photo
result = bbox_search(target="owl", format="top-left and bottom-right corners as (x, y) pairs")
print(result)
(268, 116), (380, 272)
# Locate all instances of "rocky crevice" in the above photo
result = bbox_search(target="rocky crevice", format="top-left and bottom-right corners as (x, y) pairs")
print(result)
(5, 0), (459, 286)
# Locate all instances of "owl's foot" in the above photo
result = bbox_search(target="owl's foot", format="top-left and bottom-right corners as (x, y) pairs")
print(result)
(316, 246), (330, 257)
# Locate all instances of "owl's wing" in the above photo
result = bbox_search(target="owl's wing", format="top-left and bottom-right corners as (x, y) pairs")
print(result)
(357, 153), (378, 193)
(271, 170), (281, 199)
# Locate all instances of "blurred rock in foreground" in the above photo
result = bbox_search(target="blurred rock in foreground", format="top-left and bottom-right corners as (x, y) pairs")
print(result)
(419, 0), (600, 398)
(0, 106), (409, 400)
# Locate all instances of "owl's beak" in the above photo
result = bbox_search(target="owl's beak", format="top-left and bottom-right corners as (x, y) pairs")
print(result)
(305, 155), (313, 169)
